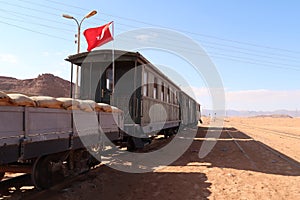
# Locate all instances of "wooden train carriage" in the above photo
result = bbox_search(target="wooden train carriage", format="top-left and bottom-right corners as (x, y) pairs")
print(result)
(66, 50), (181, 139)
(140, 57), (181, 135)
(66, 50), (140, 118)
(178, 91), (199, 126)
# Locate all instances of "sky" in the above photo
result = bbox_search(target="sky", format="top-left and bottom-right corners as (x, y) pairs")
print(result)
(0, 0), (299, 111)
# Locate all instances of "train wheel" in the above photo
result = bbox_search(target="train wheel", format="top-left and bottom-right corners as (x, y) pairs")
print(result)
(32, 155), (65, 189)
(127, 137), (136, 152)
(0, 172), (5, 181)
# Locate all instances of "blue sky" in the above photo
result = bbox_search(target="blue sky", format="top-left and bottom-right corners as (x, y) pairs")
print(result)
(0, 0), (299, 111)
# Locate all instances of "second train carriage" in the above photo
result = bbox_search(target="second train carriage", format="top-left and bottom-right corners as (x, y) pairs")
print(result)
(66, 49), (201, 149)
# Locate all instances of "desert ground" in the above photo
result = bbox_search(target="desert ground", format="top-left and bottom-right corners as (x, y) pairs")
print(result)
(1, 117), (300, 200)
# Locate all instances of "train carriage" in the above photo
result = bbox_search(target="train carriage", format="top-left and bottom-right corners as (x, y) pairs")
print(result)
(66, 49), (201, 148)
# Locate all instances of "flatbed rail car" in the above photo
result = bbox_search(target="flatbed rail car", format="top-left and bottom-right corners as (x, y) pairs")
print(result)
(66, 49), (201, 149)
(0, 103), (123, 189)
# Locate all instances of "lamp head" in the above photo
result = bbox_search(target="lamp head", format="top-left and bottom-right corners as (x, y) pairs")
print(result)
(62, 14), (74, 19)
(85, 10), (97, 18)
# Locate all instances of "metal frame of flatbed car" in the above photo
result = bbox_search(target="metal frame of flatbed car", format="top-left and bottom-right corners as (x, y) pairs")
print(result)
(0, 106), (121, 165)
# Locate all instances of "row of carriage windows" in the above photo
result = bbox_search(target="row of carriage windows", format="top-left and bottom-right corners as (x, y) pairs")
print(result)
(143, 71), (177, 104)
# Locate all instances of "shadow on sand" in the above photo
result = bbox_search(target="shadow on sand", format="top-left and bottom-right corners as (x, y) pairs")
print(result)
(172, 126), (300, 176)
(3, 126), (300, 199)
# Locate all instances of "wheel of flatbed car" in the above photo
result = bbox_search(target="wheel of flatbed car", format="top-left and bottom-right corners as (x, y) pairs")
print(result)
(32, 156), (53, 189)
(31, 155), (64, 189)
(127, 137), (136, 152)
(0, 172), (5, 181)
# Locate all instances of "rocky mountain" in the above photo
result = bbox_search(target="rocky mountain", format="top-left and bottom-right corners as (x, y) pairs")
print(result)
(0, 74), (72, 97)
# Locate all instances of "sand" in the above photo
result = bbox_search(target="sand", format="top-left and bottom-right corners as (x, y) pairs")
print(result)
(2, 117), (300, 200)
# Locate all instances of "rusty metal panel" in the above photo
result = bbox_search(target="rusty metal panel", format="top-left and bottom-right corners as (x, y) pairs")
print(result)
(99, 112), (119, 133)
(71, 110), (100, 147)
(0, 106), (24, 146)
(26, 107), (72, 142)
(22, 138), (70, 160)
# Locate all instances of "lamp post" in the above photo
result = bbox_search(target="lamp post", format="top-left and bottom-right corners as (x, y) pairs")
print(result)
(63, 10), (97, 98)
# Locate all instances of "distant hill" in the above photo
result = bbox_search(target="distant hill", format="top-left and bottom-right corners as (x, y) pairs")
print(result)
(202, 109), (300, 118)
(250, 114), (293, 118)
(0, 74), (72, 98)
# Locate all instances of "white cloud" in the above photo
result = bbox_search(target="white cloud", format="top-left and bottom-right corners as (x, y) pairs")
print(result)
(189, 87), (300, 111)
(226, 89), (300, 111)
(0, 54), (18, 64)
(135, 33), (158, 42)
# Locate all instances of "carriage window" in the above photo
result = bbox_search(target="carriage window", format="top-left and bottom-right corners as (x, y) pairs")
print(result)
(153, 78), (158, 99)
(143, 71), (148, 96)
(106, 68), (113, 91)
(161, 82), (164, 101)
(167, 87), (170, 103)
(172, 90), (175, 104)
(171, 88), (174, 104)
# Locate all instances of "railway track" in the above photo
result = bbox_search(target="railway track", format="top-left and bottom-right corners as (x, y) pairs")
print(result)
(23, 170), (98, 200)
(0, 166), (100, 199)
(0, 131), (179, 199)
(224, 130), (258, 170)
(0, 174), (32, 196)
(224, 128), (300, 169)
(231, 121), (300, 140)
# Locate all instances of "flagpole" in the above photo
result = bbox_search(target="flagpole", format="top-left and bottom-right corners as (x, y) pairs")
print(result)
(70, 63), (73, 98)
(62, 10), (97, 99)
(111, 21), (115, 105)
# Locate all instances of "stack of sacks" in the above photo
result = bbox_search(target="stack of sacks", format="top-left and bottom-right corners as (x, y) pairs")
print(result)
(0, 90), (123, 113)
(0, 91), (13, 106)
(30, 96), (63, 109)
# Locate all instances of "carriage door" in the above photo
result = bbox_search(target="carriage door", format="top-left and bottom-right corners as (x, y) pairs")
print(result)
(100, 67), (113, 104)
(130, 63), (142, 124)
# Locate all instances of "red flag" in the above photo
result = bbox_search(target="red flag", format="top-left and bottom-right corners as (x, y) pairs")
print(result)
(83, 21), (113, 52)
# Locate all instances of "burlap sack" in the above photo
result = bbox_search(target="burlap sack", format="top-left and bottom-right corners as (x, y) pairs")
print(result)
(8, 93), (36, 107)
(111, 106), (123, 113)
(56, 97), (80, 109)
(0, 91), (12, 106)
(0, 91), (10, 101)
(96, 103), (113, 112)
(66, 105), (80, 110)
(95, 103), (104, 112)
(30, 96), (63, 109)
(78, 100), (95, 112)
(0, 101), (14, 106)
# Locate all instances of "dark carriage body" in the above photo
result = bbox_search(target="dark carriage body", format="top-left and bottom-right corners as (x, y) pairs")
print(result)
(66, 49), (201, 146)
